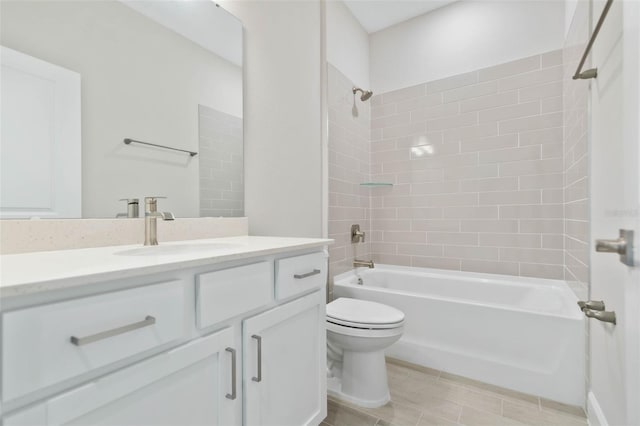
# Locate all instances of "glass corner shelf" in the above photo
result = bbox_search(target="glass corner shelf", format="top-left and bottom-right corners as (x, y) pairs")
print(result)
(359, 182), (394, 187)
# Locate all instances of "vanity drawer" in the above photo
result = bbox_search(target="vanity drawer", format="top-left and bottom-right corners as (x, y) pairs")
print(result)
(2, 280), (186, 402)
(196, 261), (273, 329)
(275, 251), (327, 300)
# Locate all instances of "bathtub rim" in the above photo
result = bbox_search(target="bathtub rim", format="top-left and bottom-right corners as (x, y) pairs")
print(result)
(333, 264), (583, 320)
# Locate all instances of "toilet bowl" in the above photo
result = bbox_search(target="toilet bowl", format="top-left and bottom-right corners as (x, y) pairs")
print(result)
(326, 297), (405, 408)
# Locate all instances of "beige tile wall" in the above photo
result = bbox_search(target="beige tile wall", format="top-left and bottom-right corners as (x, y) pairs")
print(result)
(368, 51), (566, 279)
(328, 64), (372, 277)
(563, 0), (591, 406)
(562, 18), (590, 300)
(198, 105), (244, 217)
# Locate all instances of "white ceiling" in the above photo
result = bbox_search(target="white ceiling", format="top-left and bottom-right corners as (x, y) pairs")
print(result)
(119, 0), (242, 66)
(344, 0), (460, 33)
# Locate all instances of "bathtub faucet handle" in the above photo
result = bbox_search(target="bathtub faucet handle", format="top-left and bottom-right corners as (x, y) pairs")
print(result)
(351, 224), (366, 243)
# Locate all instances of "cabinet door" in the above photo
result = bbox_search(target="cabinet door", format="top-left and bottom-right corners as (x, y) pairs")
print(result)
(5, 328), (239, 426)
(243, 291), (326, 426)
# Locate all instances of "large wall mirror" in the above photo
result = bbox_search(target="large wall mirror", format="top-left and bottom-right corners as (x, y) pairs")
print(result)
(0, 0), (243, 219)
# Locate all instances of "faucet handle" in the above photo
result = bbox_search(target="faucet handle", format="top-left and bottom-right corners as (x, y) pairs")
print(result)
(144, 196), (167, 208)
(117, 198), (140, 218)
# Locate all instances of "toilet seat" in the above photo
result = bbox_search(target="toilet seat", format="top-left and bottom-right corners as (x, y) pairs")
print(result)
(327, 317), (404, 329)
(326, 298), (405, 330)
(326, 319), (404, 338)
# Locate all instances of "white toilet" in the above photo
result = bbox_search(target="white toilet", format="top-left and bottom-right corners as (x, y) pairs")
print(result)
(326, 297), (405, 408)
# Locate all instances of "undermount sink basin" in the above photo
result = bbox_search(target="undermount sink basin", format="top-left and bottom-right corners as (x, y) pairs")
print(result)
(116, 242), (240, 257)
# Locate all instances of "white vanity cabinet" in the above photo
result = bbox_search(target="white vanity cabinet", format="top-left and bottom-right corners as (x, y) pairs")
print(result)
(244, 291), (326, 426)
(1, 242), (329, 426)
(5, 328), (237, 426)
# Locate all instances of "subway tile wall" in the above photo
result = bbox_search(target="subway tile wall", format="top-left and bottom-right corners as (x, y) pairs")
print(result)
(562, 19), (590, 300)
(328, 64), (372, 277)
(198, 105), (244, 217)
(368, 51), (565, 279)
(563, 0), (591, 403)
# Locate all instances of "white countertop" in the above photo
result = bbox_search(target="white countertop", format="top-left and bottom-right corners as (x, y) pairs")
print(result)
(0, 236), (332, 297)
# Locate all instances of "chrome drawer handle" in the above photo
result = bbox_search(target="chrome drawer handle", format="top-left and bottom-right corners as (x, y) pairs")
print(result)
(70, 315), (156, 346)
(252, 335), (262, 383)
(294, 269), (321, 279)
(225, 347), (237, 400)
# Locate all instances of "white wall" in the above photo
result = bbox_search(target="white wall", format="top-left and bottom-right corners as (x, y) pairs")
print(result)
(370, 0), (565, 93)
(220, 1), (324, 238)
(564, 0), (580, 38)
(326, 0), (370, 89)
(1, 1), (242, 218)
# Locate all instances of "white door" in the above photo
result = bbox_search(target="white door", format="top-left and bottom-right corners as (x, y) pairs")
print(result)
(243, 291), (326, 426)
(0, 46), (81, 218)
(4, 328), (239, 426)
(588, 1), (640, 425)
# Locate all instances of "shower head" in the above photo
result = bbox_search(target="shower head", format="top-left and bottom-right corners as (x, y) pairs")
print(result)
(352, 87), (373, 101)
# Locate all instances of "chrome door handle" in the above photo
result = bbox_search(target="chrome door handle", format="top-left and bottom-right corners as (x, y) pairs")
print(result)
(584, 309), (617, 324)
(225, 347), (236, 400)
(578, 300), (606, 311)
(294, 269), (321, 279)
(70, 315), (156, 346)
(251, 334), (262, 382)
(595, 229), (635, 266)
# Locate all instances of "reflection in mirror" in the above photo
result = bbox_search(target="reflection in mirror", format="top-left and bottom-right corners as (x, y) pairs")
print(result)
(0, 0), (243, 218)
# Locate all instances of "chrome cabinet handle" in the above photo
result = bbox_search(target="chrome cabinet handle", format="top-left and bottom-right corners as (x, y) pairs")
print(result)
(70, 315), (156, 346)
(225, 347), (237, 400)
(294, 269), (321, 279)
(251, 335), (262, 382)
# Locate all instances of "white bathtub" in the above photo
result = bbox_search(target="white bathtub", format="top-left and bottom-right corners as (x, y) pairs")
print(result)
(333, 264), (585, 406)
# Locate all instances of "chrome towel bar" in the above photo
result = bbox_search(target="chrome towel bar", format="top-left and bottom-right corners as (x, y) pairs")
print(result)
(124, 138), (198, 157)
(573, 0), (613, 80)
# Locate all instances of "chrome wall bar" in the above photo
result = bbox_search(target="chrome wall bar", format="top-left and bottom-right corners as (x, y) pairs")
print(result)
(123, 138), (198, 157)
(573, 0), (613, 80)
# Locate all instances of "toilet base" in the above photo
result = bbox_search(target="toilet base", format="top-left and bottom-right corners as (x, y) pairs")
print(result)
(327, 377), (390, 408)
(326, 349), (391, 408)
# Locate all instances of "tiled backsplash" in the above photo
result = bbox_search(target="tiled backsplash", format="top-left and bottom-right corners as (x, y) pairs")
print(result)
(328, 64), (371, 277)
(329, 50), (574, 280)
(198, 105), (244, 217)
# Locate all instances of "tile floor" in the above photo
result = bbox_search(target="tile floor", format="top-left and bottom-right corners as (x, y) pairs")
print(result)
(323, 359), (587, 426)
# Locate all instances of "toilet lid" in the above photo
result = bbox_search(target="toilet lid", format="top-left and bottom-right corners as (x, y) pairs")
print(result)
(326, 298), (405, 327)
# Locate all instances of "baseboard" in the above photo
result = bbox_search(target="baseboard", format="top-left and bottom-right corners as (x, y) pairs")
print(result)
(587, 391), (608, 426)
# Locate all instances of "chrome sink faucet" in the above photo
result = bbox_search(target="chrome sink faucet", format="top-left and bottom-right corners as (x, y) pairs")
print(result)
(144, 197), (175, 246)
